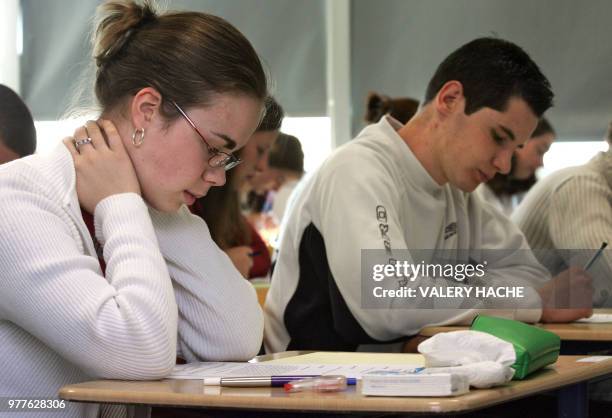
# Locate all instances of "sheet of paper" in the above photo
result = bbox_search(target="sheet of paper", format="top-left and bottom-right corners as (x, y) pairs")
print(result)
(169, 360), (422, 380)
(262, 352), (425, 366)
(576, 356), (612, 363)
(575, 313), (612, 323)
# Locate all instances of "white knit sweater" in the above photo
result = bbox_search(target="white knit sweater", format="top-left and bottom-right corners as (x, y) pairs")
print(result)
(513, 150), (612, 306)
(0, 144), (263, 417)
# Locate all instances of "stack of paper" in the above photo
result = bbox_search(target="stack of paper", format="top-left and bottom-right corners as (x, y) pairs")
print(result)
(169, 361), (423, 380)
(361, 371), (469, 397)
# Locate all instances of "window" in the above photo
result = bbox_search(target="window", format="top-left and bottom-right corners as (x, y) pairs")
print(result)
(35, 118), (91, 155)
(281, 117), (332, 172)
(539, 141), (608, 179)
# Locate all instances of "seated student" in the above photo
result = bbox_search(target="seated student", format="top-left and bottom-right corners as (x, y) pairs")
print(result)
(0, 1), (267, 416)
(192, 97), (284, 278)
(476, 118), (555, 215)
(264, 37), (592, 353)
(263, 132), (305, 225)
(364, 91), (420, 124)
(513, 121), (612, 306)
(268, 133), (305, 224)
(0, 84), (37, 163)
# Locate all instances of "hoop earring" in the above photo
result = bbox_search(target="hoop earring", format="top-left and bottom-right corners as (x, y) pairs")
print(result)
(132, 128), (145, 147)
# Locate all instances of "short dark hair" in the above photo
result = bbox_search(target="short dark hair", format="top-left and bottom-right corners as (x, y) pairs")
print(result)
(257, 96), (284, 132)
(268, 133), (304, 173)
(0, 84), (37, 157)
(424, 37), (553, 117)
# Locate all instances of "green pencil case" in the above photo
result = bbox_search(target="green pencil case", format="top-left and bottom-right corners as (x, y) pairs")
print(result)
(470, 315), (560, 380)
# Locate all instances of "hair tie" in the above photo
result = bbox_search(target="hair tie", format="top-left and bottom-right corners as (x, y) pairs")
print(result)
(97, 10), (158, 68)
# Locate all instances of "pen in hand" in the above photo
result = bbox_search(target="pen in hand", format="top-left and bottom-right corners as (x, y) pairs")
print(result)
(583, 242), (609, 302)
(584, 242), (607, 271)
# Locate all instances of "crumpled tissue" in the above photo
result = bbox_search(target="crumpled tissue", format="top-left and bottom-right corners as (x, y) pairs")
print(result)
(418, 330), (516, 388)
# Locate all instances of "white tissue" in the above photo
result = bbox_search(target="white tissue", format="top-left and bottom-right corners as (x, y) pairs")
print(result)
(420, 361), (515, 388)
(417, 330), (516, 388)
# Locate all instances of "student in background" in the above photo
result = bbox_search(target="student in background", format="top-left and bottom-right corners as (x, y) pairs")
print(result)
(513, 120), (612, 306)
(364, 91), (420, 124)
(0, 84), (37, 163)
(267, 133), (305, 225)
(192, 97), (284, 278)
(236, 96), (285, 202)
(248, 132), (305, 225)
(476, 118), (555, 215)
(0, 1), (267, 416)
(265, 37), (592, 353)
(243, 98), (286, 214)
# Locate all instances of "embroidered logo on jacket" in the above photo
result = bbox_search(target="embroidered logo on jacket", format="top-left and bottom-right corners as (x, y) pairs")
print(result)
(376, 206), (408, 287)
(444, 222), (457, 240)
(376, 205), (392, 254)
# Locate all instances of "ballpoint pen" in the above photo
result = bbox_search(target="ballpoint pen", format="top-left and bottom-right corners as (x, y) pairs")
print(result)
(583, 242), (609, 302)
(204, 375), (357, 387)
(584, 242), (607, 271)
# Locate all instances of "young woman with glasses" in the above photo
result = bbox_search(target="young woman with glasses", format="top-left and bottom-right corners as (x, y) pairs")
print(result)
(0, 1), (267, 416)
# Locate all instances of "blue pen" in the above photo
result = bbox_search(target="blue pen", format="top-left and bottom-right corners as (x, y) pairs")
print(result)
(204, 375), (357, 387)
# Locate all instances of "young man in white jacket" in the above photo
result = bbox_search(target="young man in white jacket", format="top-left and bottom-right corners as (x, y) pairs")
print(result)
(265, 37), (592, 353)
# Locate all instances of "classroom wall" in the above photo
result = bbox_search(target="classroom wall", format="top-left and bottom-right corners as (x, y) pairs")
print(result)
(18, 0), (612, 142)
(20, 0), (326, 120)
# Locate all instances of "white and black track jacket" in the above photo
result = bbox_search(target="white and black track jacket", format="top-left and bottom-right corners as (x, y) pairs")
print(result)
(264, 117), (547, 353)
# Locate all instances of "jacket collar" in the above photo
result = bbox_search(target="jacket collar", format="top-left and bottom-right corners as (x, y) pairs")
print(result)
(377, 116), (443, 195)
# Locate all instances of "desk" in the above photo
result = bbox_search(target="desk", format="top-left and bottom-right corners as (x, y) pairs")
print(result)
(60, 355), (612, 417)
(250, 278), (270, 307)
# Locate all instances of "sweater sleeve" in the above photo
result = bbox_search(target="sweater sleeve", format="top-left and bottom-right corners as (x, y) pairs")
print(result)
(149, 206), (264, 361)
(0, 190), (177, 379)
(548, 174), (612, 301)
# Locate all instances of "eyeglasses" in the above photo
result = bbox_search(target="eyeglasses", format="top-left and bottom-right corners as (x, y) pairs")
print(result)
(171, 101), (242, 171)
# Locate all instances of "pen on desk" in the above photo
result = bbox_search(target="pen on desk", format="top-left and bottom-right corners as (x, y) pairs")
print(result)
(203, 375), (357, 387)
(584, 242), (608, 271)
